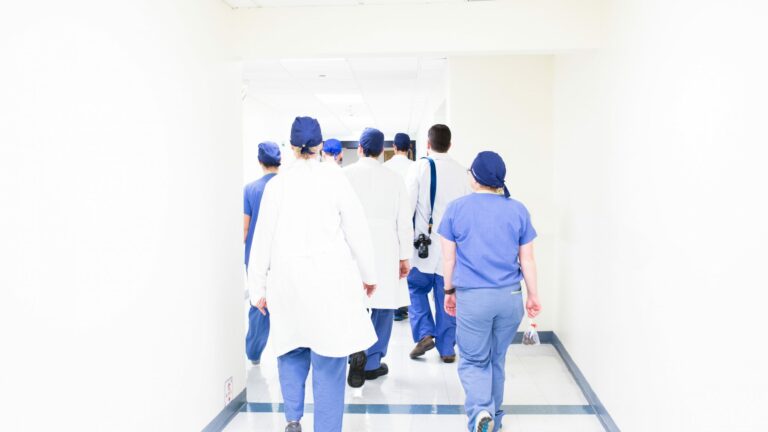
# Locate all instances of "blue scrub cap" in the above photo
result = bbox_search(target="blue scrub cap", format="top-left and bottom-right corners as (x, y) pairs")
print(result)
(290, 116), (323, 154)
(393, 133), (411, 151)
(470, 151), (510, 198)
(257, 141), (281, 166)
(323, 138), (342, 156)
(359, 128), (384, 155)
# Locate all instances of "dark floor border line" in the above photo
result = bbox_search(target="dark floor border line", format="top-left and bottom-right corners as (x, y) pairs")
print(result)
(550, 333), (621, 432)
(201, 388), (247, 432)
(242, 403), (594, 415)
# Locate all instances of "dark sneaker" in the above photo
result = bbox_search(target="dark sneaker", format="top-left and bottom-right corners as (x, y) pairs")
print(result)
(250, 359), (261, 366)
(409, 336), (435, 359)
(474, 411), (494, 432)
(394, 307), (409, 321)
(364, 363), (389, 380)
(285, 421), (302, 432)
(347, 351), (367, 388)
(441, 355), (456, 364)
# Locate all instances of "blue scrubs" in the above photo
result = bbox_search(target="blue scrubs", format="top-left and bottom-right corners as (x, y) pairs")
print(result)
(407, 268), (456, 356)
(278, 348), (347, 432)
(244, 173), (277, 362)
(365, 309), (395, 371)
(438, 192), (537, 431)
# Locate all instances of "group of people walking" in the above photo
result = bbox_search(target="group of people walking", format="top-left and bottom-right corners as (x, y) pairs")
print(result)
(243, 116), (541, 432)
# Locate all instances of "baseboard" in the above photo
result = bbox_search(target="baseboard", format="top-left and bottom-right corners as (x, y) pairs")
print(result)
(201, 388), (247, 432)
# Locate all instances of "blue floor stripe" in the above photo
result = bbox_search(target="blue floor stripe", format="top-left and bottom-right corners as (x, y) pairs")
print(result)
(242, 403), (594, 415)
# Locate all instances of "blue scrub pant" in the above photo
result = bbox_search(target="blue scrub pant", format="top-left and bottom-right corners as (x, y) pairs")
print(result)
(365, 309), (395, 371)
(456, 285), (524, 432)
(246, 306), (270, 362)
(407, 268), (456, 356)
(277, 348), (347, 432)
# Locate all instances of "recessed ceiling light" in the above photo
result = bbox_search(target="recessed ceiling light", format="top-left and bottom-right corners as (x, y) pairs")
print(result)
(318, 74), (327, 78)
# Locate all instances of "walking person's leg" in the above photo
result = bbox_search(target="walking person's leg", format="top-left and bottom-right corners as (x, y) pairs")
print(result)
(277, 348), (311, 428)
(246, 306), (270, 364)
(365, 308), (395, 377)
(433, 274), (457, 361)
(311, 351), (348, 432)
(489, 288), (525, 431)
(407, 268), (437, 358)
(456, 288), (496, 431)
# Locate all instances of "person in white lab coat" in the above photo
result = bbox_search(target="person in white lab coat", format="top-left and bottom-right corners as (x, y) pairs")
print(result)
(343, 128), (413, 388)
(248, 116), (378, 432)
(406, 124), (472, 363)
(384, 132), (415, 321)
(321, 138), (344, 167)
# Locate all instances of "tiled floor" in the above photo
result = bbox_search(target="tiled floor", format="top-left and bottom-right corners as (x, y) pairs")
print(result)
(224, 316), (604, 432)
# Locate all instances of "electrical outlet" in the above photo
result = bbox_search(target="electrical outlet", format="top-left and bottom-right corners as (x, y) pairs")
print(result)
(224, 376), (234, 405)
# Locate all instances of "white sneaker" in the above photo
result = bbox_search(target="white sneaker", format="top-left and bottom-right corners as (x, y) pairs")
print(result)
(474, 411), (494, 432)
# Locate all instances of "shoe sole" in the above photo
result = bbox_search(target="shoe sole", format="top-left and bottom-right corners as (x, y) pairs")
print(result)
(409, 340), (436, 359)
(347, 352), (367, 388)
(476, 416), (494, 432)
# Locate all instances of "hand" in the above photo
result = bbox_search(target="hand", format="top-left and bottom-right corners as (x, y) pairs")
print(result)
(399, 260), (411, 279)
(444, 293), (456, 317)
(363, 282), (377, 298)
(253, 297), (268, 316)
(526, 294), (542, 318)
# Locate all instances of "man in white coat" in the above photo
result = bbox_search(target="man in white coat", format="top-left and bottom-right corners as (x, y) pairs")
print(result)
(383, 132), (414, 322)
(343, 128), (413, 388)
(406, 124), (472, 363)
(248, 117), (378, 432)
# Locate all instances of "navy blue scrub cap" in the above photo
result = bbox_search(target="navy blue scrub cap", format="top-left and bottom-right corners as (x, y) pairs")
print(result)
(257, 141), (282, 166)
(290, 116), (323, 154)
(323, 138), (342, 156)
(470, 151), (510, 198)
(359, 128), (384, 155)
(393, 133), (411, 151)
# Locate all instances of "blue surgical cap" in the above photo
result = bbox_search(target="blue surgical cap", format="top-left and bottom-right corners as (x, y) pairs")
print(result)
(470, 151), (510, 198)
(257, 141), (281, 166)
(323, 138), (342, 156)
(359, 128), (384, 155)
(393, 133), (411, 151)
(290, 116), (323, 154)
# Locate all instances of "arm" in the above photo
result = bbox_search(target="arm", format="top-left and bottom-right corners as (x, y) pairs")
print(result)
(396, 181), (414, 278)
(519, 242), (542, 318)
(247, 183), (279, 313)
(243, 215), (250, 243)
(441, 238), (457, 317)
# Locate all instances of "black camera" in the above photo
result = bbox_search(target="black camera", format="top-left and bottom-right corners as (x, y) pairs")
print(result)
(413, 234), (432, 259)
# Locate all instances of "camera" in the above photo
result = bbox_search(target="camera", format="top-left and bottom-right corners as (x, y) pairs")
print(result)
(413, 233), (432, 259)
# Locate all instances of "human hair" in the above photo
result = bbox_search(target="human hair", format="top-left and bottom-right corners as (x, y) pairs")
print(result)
(259, 161), (281, 168)
(428, 124), (451, 153)
(292, 145), (319, 159)
(363, 147), (383, 158)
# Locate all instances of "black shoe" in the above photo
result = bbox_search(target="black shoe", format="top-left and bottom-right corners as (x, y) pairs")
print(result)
(347, 351), (367, 388)
(394, 307), (409, 321)
(364, 363), (389, 380)
(409, 336), (435, 359)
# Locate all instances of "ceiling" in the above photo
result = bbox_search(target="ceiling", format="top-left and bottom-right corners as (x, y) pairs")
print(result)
(243, 57), (446, 140)
(225, 0), (469, 8)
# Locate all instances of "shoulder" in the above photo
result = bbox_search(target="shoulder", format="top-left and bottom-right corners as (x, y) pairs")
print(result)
(506, 197), (531, 216)
(446, 194), (474, 213)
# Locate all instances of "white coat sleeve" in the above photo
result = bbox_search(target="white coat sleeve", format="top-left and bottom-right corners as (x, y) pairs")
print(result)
(247, 181), (279, 303)
(337, 175), (377, 285)
(396, 180), (414, 260)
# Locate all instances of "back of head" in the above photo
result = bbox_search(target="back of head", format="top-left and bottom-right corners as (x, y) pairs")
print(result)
(258, 141), (282, 168)
(359, 128), (385, 158)
(393, 133), (411, 152)
(428, 124), (451, 153)
(290, 116), (323, 158)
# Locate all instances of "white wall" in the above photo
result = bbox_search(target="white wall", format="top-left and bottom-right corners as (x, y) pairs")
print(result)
(0, 1), (244, 430)
(552, 1), (768, 430)
(446, 56), (557, 331)
(233, 0), (603, 58)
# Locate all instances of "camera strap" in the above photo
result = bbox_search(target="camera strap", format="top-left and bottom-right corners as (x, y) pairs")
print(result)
(426, 157), (436, 234)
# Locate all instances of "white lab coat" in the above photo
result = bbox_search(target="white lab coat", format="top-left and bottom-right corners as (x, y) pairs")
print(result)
(344, 158), (414, 310)
(406, 152), (472, 276)
(247, 158), (378, 358)
(383, 154), (414, 180)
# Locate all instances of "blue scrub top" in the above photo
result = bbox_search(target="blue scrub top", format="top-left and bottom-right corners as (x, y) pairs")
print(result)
(244, 173), (277, 267)
(438, 192), (537, 288)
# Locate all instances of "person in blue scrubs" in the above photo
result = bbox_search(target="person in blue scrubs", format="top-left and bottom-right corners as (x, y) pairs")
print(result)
(244, 141), (281, 365)
(321, 138), (343, 166)
(438, 151), (543, 432)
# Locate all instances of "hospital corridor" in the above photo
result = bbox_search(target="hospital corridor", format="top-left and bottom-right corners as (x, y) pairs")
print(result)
(1, 1), (767, 432)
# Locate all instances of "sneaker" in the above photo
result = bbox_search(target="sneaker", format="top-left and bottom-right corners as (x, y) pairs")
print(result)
(347, 351), (367, 388)
(285, 421), (302, 432)
(474, 411), (494, 432)
(441, 355), (456, 364)
(364, 363), (389, 380)
(394, 307), (409, 321)
(409, 336), (435, 359)
(250, 359), (261, 366)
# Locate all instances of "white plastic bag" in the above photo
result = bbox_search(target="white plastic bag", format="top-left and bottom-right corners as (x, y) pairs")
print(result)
(522, 322), (540, 346)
